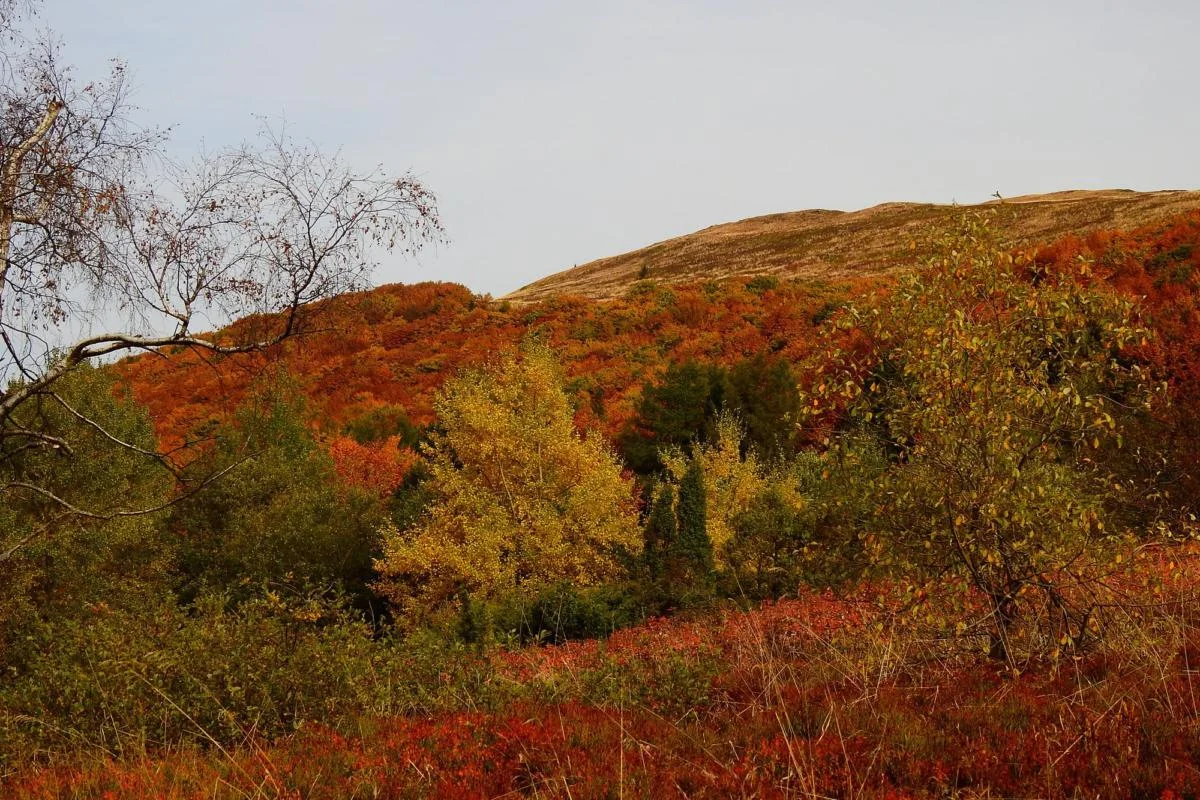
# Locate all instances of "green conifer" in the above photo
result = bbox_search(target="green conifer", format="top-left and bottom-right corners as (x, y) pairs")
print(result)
(675, 459), (713, 592)
(644, 483), (677, 580)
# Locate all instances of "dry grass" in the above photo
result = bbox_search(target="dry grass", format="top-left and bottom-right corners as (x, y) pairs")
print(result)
(503, 189), (1200, 302)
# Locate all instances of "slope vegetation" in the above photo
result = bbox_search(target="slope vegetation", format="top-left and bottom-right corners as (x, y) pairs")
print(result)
(504, 189), (1200, 302)
(116, 200), (1200, 465)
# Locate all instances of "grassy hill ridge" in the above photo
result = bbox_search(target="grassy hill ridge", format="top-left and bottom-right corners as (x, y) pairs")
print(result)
(504, 188), (1200, 302)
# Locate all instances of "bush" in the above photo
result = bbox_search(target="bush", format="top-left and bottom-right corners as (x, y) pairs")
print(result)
(0, 590), (491, 766)
(745, 274), (780, 295)
(477, 582), (650, 645)
(725, 486), (811, 600)
(172, 374), (388, 606)
(0, 366), (174, 663)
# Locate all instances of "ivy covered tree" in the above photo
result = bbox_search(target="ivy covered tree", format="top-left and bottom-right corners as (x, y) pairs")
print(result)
(662, 414), (768, 562)
(808, 214), (1162, 663)
(375, 342), (640, 619)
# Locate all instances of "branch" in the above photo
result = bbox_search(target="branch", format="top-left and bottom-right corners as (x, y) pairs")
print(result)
(0, 455), (252, 561)
(47, 390), (177, 474)
(0, 98), (64, 293)
(0, 324), (300, 428)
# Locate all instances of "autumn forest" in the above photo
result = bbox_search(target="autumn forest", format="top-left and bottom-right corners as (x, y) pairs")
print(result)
(5, 1), (1200, 798)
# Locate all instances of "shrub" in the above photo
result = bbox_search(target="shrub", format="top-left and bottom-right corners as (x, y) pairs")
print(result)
(172, 375), (387, 606)
(0, 590), (491, 766)
(807, 214), (1162, 663)
(726, 485), (811, 600)
(745, 274), (780, 295)
(481, 582), (649, 645)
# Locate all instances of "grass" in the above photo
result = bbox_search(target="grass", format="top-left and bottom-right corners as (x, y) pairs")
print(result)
(504, 189), (1200, 303)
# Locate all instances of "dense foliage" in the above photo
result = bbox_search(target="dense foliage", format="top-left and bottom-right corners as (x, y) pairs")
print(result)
(375, 342), (640, 621)
(809, 215), (1162, 663)
(8, 211), (1200, 798)
(7, 549), (1200, 798)
(116, 276), (849, 452)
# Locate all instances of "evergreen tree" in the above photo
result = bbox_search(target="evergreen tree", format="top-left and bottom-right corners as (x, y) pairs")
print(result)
(725, 354), (801, 461)
(618, 360), (727, 474)
(643, 483), (677, 580)
(674, 459), (713, 596)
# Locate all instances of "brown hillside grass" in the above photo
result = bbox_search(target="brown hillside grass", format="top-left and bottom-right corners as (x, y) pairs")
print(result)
(504, 188), (1200, 302)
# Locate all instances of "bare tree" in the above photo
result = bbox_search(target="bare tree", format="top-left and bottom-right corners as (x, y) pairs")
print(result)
(0, 0), (442, 526)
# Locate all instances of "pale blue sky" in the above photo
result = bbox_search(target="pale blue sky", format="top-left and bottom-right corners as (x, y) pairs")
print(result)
(44, 1), (1200, 296)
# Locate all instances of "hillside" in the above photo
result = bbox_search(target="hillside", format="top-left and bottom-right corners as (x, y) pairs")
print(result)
(116, 277), (852, 451)
(118, 205), (1200, 458)
(18, 209), (1200, 800)
(504, 189), (1200, 302)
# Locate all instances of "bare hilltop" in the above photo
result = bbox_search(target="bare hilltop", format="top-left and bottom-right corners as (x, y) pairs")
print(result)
(504, 189), (1200, 302)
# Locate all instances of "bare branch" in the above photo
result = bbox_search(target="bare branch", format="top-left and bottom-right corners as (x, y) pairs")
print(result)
(0, 5), (441, 526)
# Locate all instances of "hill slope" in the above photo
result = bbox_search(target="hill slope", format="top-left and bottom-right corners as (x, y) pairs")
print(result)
(504, 189), (1200, 302)
(117, 208), (1200, 462)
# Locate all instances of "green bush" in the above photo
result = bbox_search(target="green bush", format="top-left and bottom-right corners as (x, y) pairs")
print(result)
(0, 590), (491, 766)
(0, 366), (175, 662)
(172, 374), (387, 606)
(467, 582), (650, 645)
(745, 274), (780, 295)
(725, 486), (810, 600)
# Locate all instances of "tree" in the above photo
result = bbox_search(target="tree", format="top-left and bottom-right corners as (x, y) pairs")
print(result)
(662, 413), (766, 563)
(643, 482), (676, 581)
(171, 374), (388, 606)
(0, 364), (173, 660)
(725, 354), (801, 461)
(808, 214), (1161, 663)
(619, 356), (801, 475)
(726, 479), (815, 600)
(0, 0), (441, 537)
(375, 343), (640, 618)
(673, 458), (713, 592)
(618, 360), (726, 474)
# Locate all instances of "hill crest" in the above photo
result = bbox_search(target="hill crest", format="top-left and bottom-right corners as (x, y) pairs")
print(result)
(503, 189), (1200, 303)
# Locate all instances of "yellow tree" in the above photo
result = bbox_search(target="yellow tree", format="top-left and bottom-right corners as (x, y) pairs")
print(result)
(807, 214), (1161, 663)
(662, 414), (774, 566)
(376, 343), (639, 617)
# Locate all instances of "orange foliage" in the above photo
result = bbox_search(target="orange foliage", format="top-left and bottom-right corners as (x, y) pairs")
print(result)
(116, 278), (861, 450)
(116, 210), (1200, 490)
(327, 436), (416, 498)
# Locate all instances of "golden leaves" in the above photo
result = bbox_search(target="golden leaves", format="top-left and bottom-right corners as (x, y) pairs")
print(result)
(376, 343), (639, 616)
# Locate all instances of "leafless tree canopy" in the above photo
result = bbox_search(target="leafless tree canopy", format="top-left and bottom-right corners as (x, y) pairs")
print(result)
(0, 0), (442, 517)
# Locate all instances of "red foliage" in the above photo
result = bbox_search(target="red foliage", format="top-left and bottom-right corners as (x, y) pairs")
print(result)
(9, 547), (1200, 798)
(114, 279), (857, 452)
(327, 435), (416, 498)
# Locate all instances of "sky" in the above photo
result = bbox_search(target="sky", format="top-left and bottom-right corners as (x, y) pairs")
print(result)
(41, 0), (1200, 297)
